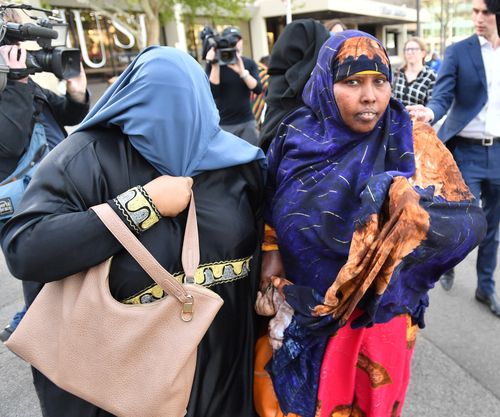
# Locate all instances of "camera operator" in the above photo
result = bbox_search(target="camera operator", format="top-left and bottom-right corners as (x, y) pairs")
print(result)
(0, 6), (89, 342)
(205, 27), (262, 146)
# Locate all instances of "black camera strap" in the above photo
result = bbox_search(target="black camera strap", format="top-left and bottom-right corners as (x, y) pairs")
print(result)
(7, 68), (31, 80)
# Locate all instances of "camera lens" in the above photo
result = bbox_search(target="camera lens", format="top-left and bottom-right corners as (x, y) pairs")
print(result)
(220, 50), (231, 62)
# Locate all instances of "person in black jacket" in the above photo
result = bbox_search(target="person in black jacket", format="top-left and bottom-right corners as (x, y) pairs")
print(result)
(258, 19), (329, 152)
(0, 8), (89, 342)
(205, 27), (262, 145)
(0, 30), (89, 180)
(0, 51), (89, 180)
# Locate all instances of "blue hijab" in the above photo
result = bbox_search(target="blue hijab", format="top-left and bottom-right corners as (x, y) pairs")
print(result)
(77, 46), (265, 176)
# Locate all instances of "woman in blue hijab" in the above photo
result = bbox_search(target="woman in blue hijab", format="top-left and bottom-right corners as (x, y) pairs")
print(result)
(255, 31), (485, 417)
(2, 46), (265, 417)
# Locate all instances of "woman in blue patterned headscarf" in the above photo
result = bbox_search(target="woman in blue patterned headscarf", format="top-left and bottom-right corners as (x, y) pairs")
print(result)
(257, 30), (486, 417)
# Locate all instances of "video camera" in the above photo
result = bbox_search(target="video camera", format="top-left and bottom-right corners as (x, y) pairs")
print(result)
(0, 3), (81, 91)
(199, 26), (239, 66)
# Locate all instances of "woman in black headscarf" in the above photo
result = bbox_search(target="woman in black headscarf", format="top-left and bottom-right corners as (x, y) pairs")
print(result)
(259, 19), (329, 151)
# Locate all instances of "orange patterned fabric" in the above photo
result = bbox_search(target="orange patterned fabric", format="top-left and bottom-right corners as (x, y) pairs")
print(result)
(313, 121), (472, 325)
(254, 335), (301, 417)
(262, 224), (279, 252)
(314, 176), (430, 322)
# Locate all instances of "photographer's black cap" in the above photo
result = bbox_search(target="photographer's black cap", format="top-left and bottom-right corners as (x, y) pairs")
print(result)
(222, 27), (242, 40)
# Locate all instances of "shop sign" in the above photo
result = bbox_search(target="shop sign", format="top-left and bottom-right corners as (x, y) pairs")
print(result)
(380, 6), (408, 18)
(53, 8), (147, 70)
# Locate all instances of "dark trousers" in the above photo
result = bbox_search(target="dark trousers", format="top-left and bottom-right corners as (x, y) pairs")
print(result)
(23, 280), (43, 307)
(450, 139), (500, 295)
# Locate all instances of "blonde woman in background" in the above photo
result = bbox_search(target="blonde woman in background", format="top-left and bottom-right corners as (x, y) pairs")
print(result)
(392, 37), (437, 106)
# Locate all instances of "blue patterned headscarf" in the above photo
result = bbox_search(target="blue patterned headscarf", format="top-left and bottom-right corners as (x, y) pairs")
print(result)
(265, 31), (485, 417)
(77, 46), (265, 176)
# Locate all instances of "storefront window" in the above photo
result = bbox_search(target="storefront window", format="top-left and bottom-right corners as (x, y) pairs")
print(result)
(54, 8), (145, 78)
(385, 31), (398, 56)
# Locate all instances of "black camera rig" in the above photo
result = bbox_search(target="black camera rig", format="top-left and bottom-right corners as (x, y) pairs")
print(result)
(0, 3), (81, 91)
(199, 26), (238, 66)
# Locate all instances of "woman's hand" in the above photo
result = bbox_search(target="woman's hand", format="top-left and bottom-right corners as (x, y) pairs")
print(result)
(143, 175), (193, 217)
(260, 250), (285, 292)
(205, 47), (218, 65)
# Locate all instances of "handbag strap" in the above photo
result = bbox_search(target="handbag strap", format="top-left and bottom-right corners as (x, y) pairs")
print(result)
(91, 191), (199, 313)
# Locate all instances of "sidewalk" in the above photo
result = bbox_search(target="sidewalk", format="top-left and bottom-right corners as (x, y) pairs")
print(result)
(1, 248), (499, 416)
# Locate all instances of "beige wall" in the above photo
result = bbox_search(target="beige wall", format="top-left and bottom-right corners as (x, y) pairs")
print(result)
(257, 0), (417, 21)
(249, 0), (418, 62)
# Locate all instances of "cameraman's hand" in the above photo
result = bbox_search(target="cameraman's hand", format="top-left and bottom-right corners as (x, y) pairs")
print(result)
(143, 175), (193, 218)
(205, 47), (218, 65)
(0, 45), (28, 84)
(66, 63), (87, 104)
(228, 52), (257, 89)
(227, 52), (245, 76)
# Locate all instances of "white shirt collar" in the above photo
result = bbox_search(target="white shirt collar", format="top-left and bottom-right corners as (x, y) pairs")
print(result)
(478, 35), (493, 48)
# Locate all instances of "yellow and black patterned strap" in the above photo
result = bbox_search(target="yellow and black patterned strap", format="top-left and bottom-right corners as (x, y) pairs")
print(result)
(113, 185), (161, 233)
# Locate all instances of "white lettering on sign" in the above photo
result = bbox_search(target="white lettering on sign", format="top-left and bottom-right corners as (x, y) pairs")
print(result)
(72, 10), (107, 68)
(53, 9), (147, 69)
(111, 17), (135, 49)
(380, 6), (408, 17)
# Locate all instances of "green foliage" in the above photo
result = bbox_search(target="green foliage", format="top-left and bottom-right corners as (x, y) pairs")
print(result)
(129, 0), (247, 23)
(82, 0), (249, 46)
(184, 0), (245, 12)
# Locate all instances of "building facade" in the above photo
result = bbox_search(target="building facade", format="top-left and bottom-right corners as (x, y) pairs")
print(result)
(421, 0), (475, 57)
(34, 0), (420, 80)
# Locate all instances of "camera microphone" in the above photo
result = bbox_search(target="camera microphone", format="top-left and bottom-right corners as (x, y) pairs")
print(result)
(13, 23), (58, 40)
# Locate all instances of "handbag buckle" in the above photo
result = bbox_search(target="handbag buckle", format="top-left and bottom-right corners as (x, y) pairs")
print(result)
(181, 295), (194, 322)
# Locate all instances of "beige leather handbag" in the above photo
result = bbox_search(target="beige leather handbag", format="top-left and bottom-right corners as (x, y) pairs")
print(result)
(6, 193), (223, 417)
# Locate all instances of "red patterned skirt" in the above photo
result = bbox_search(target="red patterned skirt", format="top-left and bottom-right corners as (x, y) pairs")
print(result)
(316, 311), (417, 417)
